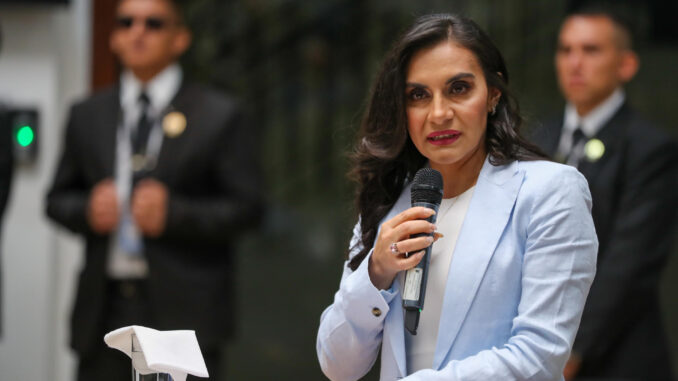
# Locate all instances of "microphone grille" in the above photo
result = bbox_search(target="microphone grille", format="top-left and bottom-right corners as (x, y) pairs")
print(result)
(411, 168), (443, 205)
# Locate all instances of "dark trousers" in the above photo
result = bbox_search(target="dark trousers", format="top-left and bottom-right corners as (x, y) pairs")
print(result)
(77, 280), (223, 381)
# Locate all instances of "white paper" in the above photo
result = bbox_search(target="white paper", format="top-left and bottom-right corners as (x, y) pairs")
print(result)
(104, 325), (209, 381)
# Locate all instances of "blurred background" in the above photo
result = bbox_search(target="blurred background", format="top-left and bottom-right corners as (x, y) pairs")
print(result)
(0, 0), (676, 380)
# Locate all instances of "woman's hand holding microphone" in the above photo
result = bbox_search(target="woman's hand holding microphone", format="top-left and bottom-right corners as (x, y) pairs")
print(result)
(369, 207), (440, 290)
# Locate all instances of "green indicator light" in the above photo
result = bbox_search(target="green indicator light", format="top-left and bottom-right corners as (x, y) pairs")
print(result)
(17, 126), (34, 147)
(419, 309), (422, 313)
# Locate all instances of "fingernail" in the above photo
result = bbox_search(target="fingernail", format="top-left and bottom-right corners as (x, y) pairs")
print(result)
(430, 224), (437, 232)
(426, 236), (434, 244)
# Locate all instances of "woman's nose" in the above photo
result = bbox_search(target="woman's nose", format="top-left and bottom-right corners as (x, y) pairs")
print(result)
(430, 95), (453, 124)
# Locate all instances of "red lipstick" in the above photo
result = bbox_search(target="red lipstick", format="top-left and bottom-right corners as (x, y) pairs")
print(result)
(427, 130), (460, 146)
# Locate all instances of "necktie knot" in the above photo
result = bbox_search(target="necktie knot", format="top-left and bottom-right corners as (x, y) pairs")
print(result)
(564, 127), (587, 167)
(571, 127), (586, 147)
(138, 92), (150, 107)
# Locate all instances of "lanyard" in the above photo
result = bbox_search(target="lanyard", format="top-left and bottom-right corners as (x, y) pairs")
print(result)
(117, 106), (168, 175)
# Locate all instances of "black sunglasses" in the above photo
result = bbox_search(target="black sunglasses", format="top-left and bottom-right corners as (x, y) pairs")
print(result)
(116, 16), (169, 31)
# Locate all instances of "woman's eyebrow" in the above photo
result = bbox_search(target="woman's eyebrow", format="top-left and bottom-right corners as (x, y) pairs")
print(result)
(405, 81), (426, 88)
(405, 72), (476, 88)
(445, 73), (475, 84)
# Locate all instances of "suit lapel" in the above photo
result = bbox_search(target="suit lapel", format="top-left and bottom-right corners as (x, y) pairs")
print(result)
(542, 118), (563, 157)
(98, 86), (120, 178)
(531, 115), (563, 158)
(577, 103), (628, 179)
(432, 159), (524, 369)
(151, 81), (192, 179)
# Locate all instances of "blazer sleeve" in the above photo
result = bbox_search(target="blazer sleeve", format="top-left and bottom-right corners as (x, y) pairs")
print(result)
(573, 137), (678, 361)
(45, 105), (92, 235)
(160, 107), (263, 245)
(316, 220), (398, 381)
(404, 167), (598, 380)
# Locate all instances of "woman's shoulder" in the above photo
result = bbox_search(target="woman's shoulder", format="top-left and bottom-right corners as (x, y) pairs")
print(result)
(516, 159), (575, 175)
(517, 159), (584, 181)
(515, 159), (590, 198)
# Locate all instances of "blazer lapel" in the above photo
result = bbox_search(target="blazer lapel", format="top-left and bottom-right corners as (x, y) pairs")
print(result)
(379, 184), (411, 378)
(432, 158), (524, 369)
(385, 274), (407, 377)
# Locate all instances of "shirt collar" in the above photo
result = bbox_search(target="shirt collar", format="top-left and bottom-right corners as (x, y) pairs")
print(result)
(119, 64), (183, 117)
(563, 88), (625, 137)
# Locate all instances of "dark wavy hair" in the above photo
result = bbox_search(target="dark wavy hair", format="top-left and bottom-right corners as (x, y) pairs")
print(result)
(347, 13), (546, 271)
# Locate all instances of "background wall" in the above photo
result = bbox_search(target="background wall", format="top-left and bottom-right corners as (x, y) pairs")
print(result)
(0, 0), (676, 380)
(0, 1), (90, 380)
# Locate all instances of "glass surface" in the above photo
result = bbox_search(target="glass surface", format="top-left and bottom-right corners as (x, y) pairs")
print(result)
(131, 334), (174, 381)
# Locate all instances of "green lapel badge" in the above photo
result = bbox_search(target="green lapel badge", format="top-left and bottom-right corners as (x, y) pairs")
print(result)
(584, 138), (605, 162)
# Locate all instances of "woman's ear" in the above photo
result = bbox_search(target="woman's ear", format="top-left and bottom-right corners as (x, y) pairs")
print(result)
(488, 87), (502, 110)
(489, 72), (503, 109)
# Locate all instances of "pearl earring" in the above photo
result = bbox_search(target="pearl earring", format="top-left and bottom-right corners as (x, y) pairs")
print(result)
(489, 104), (497, 116)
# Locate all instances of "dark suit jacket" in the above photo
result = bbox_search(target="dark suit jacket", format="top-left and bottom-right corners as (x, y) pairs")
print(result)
(532, 103), (678, 380)
(0, 105), (14, 337)
(46, 80), (262, 356)
(0, 106), (11, 223)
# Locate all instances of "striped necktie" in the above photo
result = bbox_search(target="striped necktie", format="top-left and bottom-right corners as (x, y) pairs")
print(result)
(132, 92), (152, 156)
(565, 127), (586, 167)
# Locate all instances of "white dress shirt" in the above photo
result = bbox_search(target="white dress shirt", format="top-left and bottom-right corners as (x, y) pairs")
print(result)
(107, 64), (183, 279)
(557, 88), (625, 166)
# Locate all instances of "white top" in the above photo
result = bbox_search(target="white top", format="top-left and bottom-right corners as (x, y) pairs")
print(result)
(405, 185), (476, 374)
(107, 64), (183, 278)
(557, 88), (625, 166)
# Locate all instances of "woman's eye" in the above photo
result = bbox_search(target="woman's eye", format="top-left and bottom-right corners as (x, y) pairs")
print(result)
(450, 83), (470, 95)
(408, 88), (428, 101)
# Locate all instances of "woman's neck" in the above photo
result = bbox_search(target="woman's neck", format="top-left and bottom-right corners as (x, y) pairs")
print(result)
(431, 150), (486, 198)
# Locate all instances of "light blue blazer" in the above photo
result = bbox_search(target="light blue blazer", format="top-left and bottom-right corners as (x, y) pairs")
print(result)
(317, 158), (598, 380)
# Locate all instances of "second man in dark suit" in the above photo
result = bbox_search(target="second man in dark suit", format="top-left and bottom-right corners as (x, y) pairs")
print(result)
(45, 0), (261, 380)
(532, 7), (678, 380)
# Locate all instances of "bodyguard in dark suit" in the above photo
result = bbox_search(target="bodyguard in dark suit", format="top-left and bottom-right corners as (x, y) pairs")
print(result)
(532, 8), (678, 380)
(45, 1), (261, 380)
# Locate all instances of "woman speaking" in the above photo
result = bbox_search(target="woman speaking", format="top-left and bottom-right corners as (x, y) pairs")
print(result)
(316, 13), (597, 380)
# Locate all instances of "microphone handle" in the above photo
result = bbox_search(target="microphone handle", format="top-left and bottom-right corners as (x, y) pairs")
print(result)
(403, 201), (440, 334)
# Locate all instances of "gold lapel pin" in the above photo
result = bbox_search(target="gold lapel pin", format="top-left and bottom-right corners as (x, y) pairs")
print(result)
(163, 111), (186, 138)
(584, 138), (605, 162)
